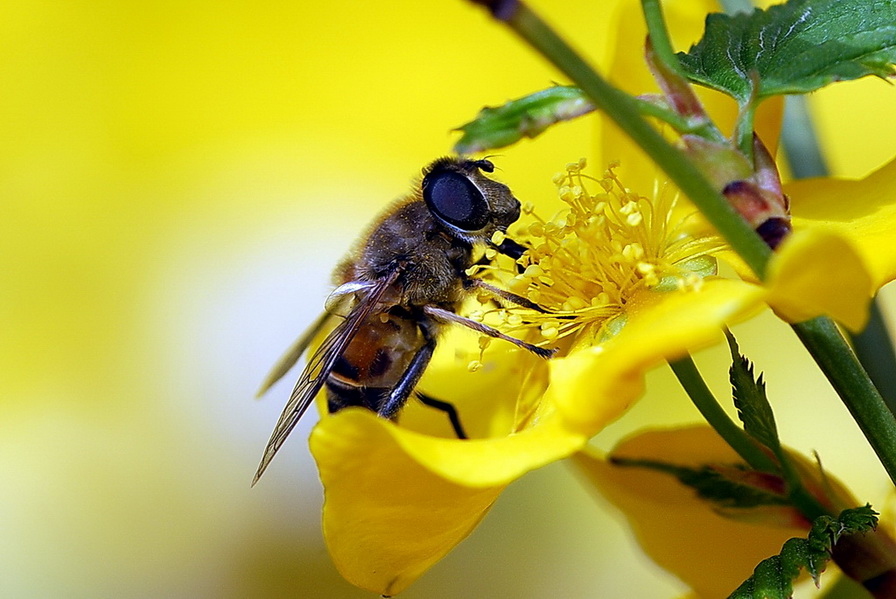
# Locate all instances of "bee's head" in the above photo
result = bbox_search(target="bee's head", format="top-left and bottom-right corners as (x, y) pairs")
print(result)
(421, 157), (521, 243)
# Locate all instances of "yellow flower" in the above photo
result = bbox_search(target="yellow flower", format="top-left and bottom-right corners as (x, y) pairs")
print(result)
(309, 0), (896, 594)
(308, 157), (755, 595)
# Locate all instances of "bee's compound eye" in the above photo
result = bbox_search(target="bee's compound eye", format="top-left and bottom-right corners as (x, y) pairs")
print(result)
(423, 171), (490, 231)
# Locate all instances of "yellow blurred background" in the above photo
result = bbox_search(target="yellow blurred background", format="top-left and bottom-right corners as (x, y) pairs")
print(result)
(2, 1), (895, 597)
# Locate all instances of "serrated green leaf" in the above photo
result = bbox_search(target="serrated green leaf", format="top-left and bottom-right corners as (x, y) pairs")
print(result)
(727, 331), (781, 453)
(677, 0), (896, 104)
(611, 458), (789, 508)
(453, 86), (594, 154)
(728, 505), (878, 599)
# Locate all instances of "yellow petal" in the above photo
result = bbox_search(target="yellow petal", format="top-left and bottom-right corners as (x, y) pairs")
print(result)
(765, 228), (873, 331)
(572, 427), (808, 598)
(788, 155), (896, 291)
(310, 411), (504, 595)
(548, 278), (766, 434)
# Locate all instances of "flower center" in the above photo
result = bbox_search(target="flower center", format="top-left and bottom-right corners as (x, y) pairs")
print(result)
(472, 160), (724, 351)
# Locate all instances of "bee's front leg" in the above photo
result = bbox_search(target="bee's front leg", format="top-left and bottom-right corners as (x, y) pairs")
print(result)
(423, 305), (556, 359)
(465, 277), (549, 313)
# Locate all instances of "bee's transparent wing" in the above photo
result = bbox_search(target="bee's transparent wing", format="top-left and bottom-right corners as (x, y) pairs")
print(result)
(255, 311), (336, 399)
(252, 269), (400, 485)
(255, 284), (374, 398)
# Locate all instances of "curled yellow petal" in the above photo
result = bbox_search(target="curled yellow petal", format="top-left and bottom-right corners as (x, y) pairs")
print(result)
(311, 411), (505, 596)
(310, 407), (588, 594)
(788, 155), (896, 292)
(765, 228), (873, 332)
(317, 406), (587, 489)
(548, 278), (766, 434)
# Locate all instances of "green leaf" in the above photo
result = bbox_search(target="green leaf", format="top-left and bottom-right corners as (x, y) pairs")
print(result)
(728, 505), (878, 598)
(610, 457), (789, 508)
(677, 0), (896, 104)
(727, 330), (781, 453)
(453, 86), (594, 154)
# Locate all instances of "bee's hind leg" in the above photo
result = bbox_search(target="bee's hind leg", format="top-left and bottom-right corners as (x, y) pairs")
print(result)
(415, 391), (468, 439)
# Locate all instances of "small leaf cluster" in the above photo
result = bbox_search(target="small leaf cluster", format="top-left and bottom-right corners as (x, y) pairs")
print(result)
(728, 505), (878, 599)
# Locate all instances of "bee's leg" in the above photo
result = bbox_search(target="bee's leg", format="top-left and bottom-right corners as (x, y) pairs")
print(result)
(423, 305), (556, 359)
(493, 237), (528, 260)
(465, 277), (549, 313)
(493, 237), (530, 274)
(415, 391), (468, 439)
(378, 327), (436, 421)
(472, 237), (530, 273)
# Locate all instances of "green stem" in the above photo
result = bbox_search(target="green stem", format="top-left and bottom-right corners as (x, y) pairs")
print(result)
(644, 0), (757, 155)
(720, 0), (754, 13)
(733, 97), (756, 160)
(669, 355), (778, 473)
(781, 95), (829, 179)
(632, 97), (721, 139)
(640, 0), (682, 76)
(793, 317), (896, 487)
(774, 447), (828, 520)
(851, 302), (896, 415)
(632, 98), (693, 132)
(475, 0), (772, 280)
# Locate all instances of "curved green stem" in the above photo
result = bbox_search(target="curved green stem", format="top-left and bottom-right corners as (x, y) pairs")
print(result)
(793, 317), (896, 487)
(633, 97), (699, 134)
(476, 0), (772, 279)
(669, 355), (777, 473)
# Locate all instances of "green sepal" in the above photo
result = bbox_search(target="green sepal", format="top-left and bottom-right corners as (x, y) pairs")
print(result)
(677, 0), (896, 105)
(728, 505), (879, 598)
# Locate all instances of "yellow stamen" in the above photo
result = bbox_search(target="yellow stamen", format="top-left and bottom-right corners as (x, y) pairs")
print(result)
(480, 160), (724, 348)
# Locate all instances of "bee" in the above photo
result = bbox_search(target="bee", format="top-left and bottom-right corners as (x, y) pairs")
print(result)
(252, 157), (554, 484)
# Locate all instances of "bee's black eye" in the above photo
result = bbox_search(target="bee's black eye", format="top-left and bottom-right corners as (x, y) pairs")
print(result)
(423, 171), (490, 231)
